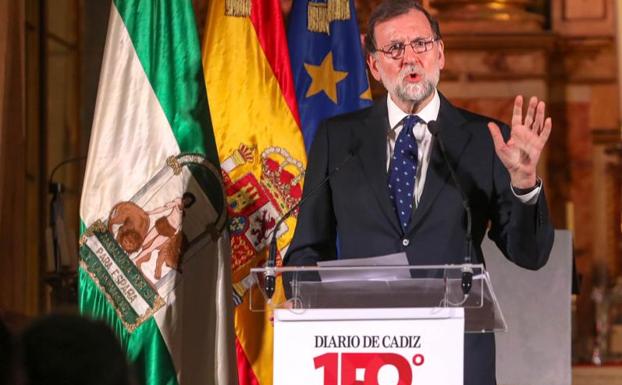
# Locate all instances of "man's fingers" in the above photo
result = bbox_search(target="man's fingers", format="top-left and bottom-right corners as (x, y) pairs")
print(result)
(488, 122), (506, 151)
(524, 96), (538, 128)
(511, 95), (523, 127)
(539, 117), (552, 144)
(527, 102), (544, 135)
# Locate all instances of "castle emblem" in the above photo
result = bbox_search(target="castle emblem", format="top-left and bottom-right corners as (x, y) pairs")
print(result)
(221, 144), (304, 304)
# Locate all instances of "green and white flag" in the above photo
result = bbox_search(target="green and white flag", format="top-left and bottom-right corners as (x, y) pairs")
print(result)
(79, 1), (237, 384)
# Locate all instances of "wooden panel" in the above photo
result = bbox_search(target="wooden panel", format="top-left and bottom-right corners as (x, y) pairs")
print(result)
(553, 0), (615, 37)
(24, 0), (42, 315)
(0, 0), (9, 121)
(564, 0), (607, 20)
(47, 0), (77, 43)
(555, 38), (617, 83)
(444, 49), (548, 80)
(0, 0), (30, 314)
(573, 366), (622, 385)
(590, 85), (619, 129)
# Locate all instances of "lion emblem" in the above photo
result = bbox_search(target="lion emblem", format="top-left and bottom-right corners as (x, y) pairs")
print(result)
(108, 194), (196, 281)
(107, 201), (149, 253)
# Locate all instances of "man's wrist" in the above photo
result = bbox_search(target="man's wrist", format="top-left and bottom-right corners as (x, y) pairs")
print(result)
(512, 178), (541, 195)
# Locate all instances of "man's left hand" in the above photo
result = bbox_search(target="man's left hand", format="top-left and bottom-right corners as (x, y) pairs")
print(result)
(488, 95), (552, 189)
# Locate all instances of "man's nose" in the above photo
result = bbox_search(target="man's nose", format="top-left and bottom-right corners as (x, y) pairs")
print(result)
(402, 43), (420, 64)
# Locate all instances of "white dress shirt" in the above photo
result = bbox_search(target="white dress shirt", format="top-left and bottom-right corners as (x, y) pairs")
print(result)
(385, 90), (541, 207)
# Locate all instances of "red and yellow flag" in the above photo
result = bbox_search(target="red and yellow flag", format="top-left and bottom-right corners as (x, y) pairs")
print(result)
(203, 1), (306, 384)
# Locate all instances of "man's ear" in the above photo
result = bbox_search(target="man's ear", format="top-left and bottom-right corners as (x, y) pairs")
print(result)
(367, 53), (382, 82)
(437, 40), (445, 70)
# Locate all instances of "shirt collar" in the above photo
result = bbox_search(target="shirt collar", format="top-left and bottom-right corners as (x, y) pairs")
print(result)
(387, 90), (441, 129)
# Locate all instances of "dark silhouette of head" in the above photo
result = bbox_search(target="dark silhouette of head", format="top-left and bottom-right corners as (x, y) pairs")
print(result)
(18, 314), (132, 385)
(0, 317), (13, 385)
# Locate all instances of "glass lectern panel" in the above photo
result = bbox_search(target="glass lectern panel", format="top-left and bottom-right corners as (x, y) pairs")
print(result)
(249, 264), (506, 333)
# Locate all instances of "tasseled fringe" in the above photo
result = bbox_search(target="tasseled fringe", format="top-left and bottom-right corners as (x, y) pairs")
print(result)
(308, 3), (330, 34)
(225, 0), (251, 17)
(307, 0), (351, 34)
(328, 0), (350, 21)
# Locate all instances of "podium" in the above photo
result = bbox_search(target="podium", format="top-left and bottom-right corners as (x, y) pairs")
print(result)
(250, 264), (506, 385)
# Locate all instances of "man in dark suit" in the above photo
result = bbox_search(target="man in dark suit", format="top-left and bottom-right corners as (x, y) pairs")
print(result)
(283, 1), (554, 384)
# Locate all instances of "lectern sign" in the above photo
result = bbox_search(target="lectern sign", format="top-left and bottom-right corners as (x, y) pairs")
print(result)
(274, 308), (464, 385)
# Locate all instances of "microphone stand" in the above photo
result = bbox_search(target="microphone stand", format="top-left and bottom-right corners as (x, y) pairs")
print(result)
(264, 148), (358, 300)
(45, 156), (85, 308)
(428, 121), (473, 295)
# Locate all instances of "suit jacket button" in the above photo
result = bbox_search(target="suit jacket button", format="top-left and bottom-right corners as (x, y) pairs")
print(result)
(402, 239), (410, 247)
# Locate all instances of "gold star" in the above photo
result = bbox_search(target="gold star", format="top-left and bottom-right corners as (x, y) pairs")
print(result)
(304, 52), (348, 104)
(360, 86), (372, 101)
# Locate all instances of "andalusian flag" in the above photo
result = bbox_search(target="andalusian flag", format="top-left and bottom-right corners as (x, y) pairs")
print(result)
(79, 1), (237, 384)
(203, 1), (306, 384)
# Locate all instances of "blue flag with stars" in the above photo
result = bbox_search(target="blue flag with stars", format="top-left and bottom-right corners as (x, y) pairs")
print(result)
(287, 0), (373, 151)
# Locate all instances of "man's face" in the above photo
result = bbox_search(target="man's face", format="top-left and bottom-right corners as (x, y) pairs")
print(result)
(367, 9), (445, 113)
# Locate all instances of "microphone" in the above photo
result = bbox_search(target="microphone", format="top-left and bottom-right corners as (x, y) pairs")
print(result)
(264, 143), (360, 300)
(427, 121), (473, 295)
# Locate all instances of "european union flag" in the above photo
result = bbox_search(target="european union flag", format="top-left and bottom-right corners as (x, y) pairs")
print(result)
(287, 0), (373, 151)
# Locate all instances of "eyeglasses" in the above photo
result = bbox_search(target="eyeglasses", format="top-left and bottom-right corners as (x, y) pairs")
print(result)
(375, 38), (439, 60)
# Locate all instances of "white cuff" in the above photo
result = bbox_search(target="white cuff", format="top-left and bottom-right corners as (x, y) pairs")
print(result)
(511, 178), (542, 205)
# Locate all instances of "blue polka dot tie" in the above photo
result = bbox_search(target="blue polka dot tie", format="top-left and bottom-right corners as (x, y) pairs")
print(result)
(388, 115), (422, 232)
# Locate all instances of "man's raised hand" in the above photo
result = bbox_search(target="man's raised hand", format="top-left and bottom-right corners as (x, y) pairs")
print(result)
(488, 95), (552, 189)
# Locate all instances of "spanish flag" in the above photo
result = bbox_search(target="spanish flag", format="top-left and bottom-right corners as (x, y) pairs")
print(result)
(203, 1), (306, 385)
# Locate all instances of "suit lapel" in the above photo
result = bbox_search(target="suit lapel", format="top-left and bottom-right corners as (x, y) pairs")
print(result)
(353, 100), (402, 234)
(408, 95), (471, 233)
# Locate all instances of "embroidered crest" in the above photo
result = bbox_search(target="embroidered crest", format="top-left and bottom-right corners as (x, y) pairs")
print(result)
(221, 144), (304, 304)
(79, 153), (227, 332)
